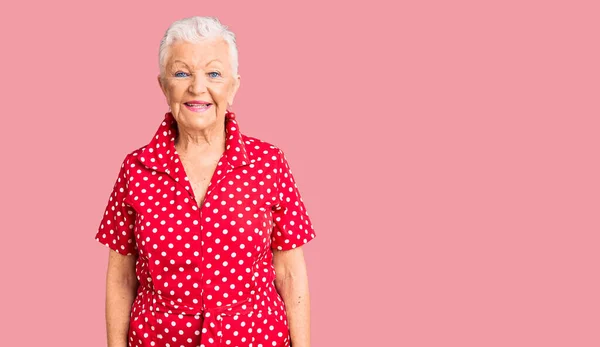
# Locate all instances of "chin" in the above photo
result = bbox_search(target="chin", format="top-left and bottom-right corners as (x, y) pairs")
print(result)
(183, 109), (217, 127)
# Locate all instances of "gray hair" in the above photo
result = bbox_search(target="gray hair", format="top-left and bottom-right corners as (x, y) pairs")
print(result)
(158, 16), (239, 78)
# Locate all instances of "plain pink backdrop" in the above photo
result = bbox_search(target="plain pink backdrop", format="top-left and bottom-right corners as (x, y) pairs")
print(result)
(1, 0), (599, 346)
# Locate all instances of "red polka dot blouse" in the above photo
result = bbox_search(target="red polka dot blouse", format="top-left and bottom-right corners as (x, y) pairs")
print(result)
(95, 111), (316, 347)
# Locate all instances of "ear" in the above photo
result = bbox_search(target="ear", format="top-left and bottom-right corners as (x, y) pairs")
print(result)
(157, 74), (166, 95)
(227, 74), (241, 106)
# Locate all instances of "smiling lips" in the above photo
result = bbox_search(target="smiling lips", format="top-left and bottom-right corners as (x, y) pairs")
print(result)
(184, 100), (212, 112)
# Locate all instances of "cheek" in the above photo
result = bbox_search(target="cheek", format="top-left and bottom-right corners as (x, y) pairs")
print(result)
(164, 81), (187, 102)
(207, 84), (231, 103)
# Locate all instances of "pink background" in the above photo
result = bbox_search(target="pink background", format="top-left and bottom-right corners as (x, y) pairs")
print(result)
(2, 0), (599, 346)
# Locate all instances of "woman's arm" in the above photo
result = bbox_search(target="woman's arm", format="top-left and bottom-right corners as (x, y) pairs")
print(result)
(105, 249), (138, 347)
(273, 247), (311, 347)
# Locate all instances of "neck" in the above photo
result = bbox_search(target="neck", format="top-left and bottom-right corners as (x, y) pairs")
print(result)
(174, 122), (227, 159)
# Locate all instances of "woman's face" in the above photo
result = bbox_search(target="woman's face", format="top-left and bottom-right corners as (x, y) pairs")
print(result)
(158, 38), (240, 132)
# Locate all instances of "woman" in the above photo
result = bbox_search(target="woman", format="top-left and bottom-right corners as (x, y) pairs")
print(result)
(95, 16), (316, 347)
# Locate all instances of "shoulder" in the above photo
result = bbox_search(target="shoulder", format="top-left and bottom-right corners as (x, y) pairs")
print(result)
(241, 134), (285, 162)
(127, 145), (147, 162)
(115, 146), (142, 167)
(108, 145), (155, 195)
(114, 145), (149, 176)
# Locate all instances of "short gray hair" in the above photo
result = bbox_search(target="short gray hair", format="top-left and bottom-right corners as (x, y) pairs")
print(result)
(158, 16), (239, 78)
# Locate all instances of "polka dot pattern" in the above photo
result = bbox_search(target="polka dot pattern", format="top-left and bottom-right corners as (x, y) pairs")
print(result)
(95, 111), (316, 347)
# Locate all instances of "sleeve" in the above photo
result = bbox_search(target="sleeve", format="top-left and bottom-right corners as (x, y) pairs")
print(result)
(270, 148), (316, 251)
(94, 154), (138, 256)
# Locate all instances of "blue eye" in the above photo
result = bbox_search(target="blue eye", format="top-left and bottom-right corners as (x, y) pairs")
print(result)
(174, 71), (189, 78)
(208, 71), (221, 78)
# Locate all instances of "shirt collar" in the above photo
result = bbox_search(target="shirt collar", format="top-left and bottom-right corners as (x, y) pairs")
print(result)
(136, 111), (253, 174)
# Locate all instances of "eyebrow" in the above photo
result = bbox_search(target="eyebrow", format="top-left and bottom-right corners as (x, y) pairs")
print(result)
(170, 59), (223, 67)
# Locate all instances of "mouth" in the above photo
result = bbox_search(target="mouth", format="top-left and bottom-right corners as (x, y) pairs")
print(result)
(184, 102), (212, 112)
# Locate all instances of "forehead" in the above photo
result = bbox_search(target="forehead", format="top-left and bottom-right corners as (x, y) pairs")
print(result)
(166, 38), (230, 68)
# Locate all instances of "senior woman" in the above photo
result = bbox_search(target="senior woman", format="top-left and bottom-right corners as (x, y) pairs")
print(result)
(95, 16), (316, 347)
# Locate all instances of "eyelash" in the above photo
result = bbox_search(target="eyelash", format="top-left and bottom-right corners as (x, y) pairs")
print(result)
(174, 71), (222, 78)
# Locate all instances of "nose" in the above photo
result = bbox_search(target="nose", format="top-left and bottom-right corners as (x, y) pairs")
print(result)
(188, 74), (208, 94)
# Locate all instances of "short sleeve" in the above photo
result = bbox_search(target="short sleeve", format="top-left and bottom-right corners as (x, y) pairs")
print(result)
(270, 148), (316, 251)
(94, 154), (137, 256)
